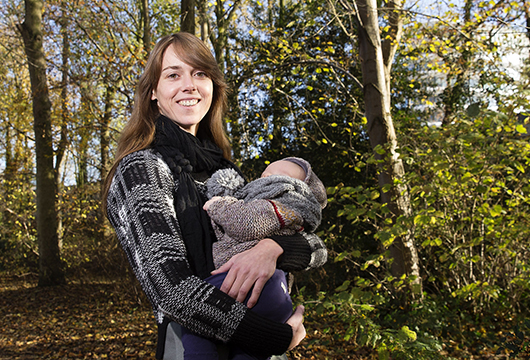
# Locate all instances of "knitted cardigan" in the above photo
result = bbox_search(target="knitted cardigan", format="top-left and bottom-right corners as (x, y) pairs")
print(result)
(106, 149), (328, 357)
(206, 168), (324, 269)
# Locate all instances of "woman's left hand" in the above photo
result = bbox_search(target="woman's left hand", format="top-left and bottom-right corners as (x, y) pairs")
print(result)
(211, 238), (283, 308)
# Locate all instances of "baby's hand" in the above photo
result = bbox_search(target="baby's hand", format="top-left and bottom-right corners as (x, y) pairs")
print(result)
(203, 196), (222, 211)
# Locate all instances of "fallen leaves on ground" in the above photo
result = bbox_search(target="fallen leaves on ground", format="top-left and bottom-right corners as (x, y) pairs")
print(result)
(2, 275), (369, 360)
(0, 276), (371, 360)
(0, 275), (156, 359)
(11, 275), (515, 359)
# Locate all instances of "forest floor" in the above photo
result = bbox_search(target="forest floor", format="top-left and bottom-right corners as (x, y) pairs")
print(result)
(0, 274), (523, 359)
(0, 274), (369, 360)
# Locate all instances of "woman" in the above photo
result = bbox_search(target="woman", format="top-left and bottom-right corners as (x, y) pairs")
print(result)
(103, 33), (327, 359)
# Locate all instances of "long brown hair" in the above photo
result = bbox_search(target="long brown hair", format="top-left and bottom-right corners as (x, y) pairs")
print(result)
(102, 33), (231, 212)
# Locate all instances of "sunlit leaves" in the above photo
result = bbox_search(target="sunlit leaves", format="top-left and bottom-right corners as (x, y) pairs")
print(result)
(516, 124), (527, 134)
(401, 110), (530, 309)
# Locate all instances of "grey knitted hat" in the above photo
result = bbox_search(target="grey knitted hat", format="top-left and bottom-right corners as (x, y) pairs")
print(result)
(282, 157), (327, 209)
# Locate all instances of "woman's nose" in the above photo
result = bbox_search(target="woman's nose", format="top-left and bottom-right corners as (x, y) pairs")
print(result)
(182, 75), (196, 91)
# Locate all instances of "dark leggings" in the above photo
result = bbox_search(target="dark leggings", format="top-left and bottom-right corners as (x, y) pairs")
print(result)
(181, 269), (293, 360)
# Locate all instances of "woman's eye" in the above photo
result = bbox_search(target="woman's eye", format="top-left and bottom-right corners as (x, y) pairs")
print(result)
(195, 71), (208, 78)
(168, 73), (178, 78)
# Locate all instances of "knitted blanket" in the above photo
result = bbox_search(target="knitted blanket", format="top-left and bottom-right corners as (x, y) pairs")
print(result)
(206, 168), (323, 268)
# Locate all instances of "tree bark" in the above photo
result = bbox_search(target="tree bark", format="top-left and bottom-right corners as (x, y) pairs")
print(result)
(18, 0), (65, 286)
(140, 0), (151, 53)
(56, 8), (70, 249)
(212, 0), (242, 70)
(209, 0), (244, 154)
(181, 0), (195, 34)
(213, 0), (227, 72)
(524, 0), (530, 55)
(197, 0), (209, 41)
(100, 83), (114, 196)
(355, 0), (421, 297)
(441, 0), (473, 125)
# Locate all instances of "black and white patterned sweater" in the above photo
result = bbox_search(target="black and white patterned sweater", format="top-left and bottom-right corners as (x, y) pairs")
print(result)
(106, 149), (328, 356)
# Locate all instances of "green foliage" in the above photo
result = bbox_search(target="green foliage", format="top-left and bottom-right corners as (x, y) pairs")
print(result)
(328, 104), (530, 309)
(401, 110), (530, 310)
(0, 179), (126, 278)
(59, 184), (128, 278)
(227, 0), (365, 164)
(0, 178), (38, 272)
(296, 284), (448, 360)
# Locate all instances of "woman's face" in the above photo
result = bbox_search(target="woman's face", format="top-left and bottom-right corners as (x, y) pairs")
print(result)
(151, 44), (213, 135)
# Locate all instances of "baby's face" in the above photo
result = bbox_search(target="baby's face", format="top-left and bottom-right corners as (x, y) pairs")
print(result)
(261, 160), (306, 181)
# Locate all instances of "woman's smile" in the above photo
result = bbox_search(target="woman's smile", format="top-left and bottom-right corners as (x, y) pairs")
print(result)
(178, 99), (200, 106)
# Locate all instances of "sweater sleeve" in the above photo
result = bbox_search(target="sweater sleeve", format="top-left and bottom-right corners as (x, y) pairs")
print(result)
(105, 150), (291, 356)
(271, 231), (328, 272)
(207, 197), (303, 242)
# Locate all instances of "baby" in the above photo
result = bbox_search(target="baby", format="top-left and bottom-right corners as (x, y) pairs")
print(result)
(182, 157), (327, 360)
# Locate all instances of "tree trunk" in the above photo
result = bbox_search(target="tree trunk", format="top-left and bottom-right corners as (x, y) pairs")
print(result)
(76, 134), (89, 187)
(210, 0), (243, 143)
(197, 0), (209, 41)
(100, 85), (114, 191)
(356, 0), (421, 298)
(213, 1), (227, 72)
(55, 9), (70, 249)
(140, 0), (151, 53)
(4, 126), (15, 181)
(18, 0), (65, 286)
(270, 77), (285, 156)
(181, 0), (195, 34)
(100, 82), (114, 204)
(212, 0), (242, 70)
(523, 0), (530, 55)
(441, 0), (473, 125)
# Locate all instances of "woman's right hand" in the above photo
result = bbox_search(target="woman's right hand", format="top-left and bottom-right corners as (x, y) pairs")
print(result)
(286, 305), (306, 350)
(212, 238), (283, 307)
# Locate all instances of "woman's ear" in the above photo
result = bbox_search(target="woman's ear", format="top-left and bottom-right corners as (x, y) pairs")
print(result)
(151, 90), (157, 100)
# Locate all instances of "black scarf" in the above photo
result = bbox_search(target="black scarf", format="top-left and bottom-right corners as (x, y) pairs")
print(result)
(152, 115), (235, 279)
